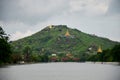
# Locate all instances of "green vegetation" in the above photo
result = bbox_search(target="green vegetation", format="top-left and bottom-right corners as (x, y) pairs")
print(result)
(0, 26), (12, 65)
(12, 25), (118, 54)
(11, 25), (119, 63)
(0, 25), (120, 64)
(88, 44), (120, 63)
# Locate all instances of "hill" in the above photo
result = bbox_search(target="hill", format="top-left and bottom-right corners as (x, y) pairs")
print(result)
(11, 25), (119, 55)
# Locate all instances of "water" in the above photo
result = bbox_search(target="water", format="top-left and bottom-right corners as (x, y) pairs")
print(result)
(0, 63), (120, 80)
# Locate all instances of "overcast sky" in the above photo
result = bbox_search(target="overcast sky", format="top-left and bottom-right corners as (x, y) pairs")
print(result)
(0, 0), (120, 41)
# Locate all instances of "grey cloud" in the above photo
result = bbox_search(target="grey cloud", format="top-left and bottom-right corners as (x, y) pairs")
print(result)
(0, 0), (22, 20)
(0, 0), (69, 24)
(107, 0), (120, 14)
(0, 0), (110, 24)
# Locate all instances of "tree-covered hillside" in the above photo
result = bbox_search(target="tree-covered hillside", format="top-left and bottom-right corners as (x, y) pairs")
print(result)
(11, 25), (118, 55)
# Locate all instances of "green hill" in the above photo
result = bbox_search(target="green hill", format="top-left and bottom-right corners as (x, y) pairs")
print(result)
(11, 25), (119, 55)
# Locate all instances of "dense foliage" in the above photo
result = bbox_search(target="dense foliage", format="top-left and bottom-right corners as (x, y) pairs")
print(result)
(1, 25), (119, 64)
(88, 44), (120, 63)
(10, 25), (119, 63)
(12, 25), (118, 54)
(0, 26), (12, 65)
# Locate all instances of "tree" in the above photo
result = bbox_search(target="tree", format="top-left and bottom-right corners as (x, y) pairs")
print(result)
(0, 26), (12, 64)
(23, 46), (32, 62)
(11, 53), (22, 63)
(111, 44), (120, 63)
(102, 49), (112, 62)
(31, 53), (42, 62)
(41, 54), (49, 62)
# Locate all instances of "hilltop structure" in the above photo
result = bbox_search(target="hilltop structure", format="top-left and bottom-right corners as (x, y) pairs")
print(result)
(49, 25), (53, 29)
(64, 29), (75, 38)
(97, 46), (102, 53)
(65, 30), (70, 37)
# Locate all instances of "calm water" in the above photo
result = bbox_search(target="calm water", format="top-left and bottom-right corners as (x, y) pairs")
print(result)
(0, 63), (120, 80)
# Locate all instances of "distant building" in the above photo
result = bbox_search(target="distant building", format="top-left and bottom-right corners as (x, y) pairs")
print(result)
(65, 30), (70, 37)
(49, 25), (53, 29)
(97, 46), (102, 53)
(64, 29), (75, 38)
(51, 54), (57, 56)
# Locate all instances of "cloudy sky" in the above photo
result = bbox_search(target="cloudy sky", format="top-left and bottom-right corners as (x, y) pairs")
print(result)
(0, 0), (120, 41)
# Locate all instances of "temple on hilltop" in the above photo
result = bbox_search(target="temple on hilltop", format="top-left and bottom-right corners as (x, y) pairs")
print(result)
(97, 46), (102, 53)
(49, 25), (53, 29)
(61, 29), (75, 38)
(65, 30), (70, 37)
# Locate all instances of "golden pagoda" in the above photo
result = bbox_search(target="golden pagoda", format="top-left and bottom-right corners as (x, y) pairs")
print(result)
(65, 30), (70, 37)
(97, 46), (102, 53)
(49, 25), (53, 29)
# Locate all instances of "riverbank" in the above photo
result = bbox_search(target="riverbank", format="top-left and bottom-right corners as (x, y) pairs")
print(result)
(86, 62), (120, 65)
(1, 61), (119, 67)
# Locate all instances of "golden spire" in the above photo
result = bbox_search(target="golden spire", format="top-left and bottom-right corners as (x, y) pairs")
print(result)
(97, 46), (102, 53)
(49, 25), (53, 29)
(65, 30), (70, 37)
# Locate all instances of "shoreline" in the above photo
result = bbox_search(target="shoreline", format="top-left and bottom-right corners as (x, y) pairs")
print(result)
(85, 62), (120, 65)
(0, 62), (119, 67)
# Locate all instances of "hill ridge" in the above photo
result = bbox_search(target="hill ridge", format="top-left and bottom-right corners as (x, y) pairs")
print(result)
(12, 25), (119, 55)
